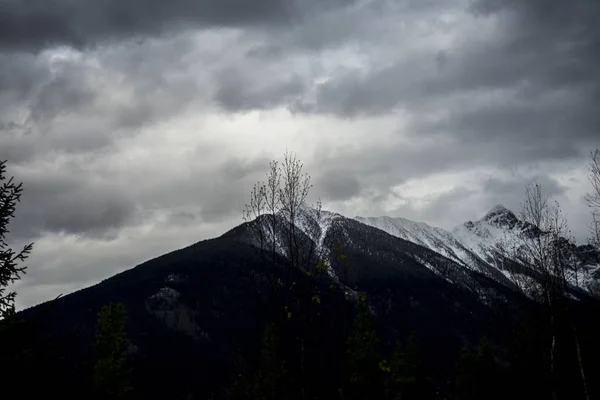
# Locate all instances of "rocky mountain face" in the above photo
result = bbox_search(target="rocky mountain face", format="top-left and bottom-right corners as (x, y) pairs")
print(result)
(4, 205), (600, 399)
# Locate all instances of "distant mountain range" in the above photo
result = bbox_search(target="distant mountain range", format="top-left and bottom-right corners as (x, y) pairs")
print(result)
(6, 204), (600, 399)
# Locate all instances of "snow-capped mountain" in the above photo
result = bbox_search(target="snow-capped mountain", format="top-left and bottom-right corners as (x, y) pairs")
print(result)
(240, 203), (599, 299)
(451, 205), (526, 266)
(354, 213), (513, 286)
(357, 205), (600, 297)
(15, 202), (600, 400)
(242, 205), (347, 280)
(15, 203), (544, 400)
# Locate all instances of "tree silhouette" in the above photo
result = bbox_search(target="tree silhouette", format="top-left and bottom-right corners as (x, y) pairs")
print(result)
(226, 323), (288, 400)
(455, 337), (502, 400)
(93, 302), (132, 399)
(587, 149), (600, 248)
(341, 292), (381, 400)
(0, 160), (33, 319)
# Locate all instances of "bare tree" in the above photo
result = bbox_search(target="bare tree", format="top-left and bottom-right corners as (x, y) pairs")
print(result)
(243, 153), (325, 400)
(496, 184), (567, 298)
(279, 151), (312, 270)
(0, 161), (33, 319)
(244, 151), (318, 271)
(243, 181), (267, 254)
(243, 162), (282, 304)
(586, 149), (600, 248)
(494, 184), (560, 397)
(496, 183), (590, 400)
(265, 160), (282, 260)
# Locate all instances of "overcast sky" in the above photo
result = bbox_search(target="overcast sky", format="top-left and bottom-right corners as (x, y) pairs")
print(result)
(1, 0), (599, 309)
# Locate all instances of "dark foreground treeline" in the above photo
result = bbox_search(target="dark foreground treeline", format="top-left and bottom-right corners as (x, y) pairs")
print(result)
(1, 260), (598, 400)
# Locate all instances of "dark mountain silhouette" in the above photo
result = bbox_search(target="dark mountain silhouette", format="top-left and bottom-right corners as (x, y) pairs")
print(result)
(3, 210), (600, 399)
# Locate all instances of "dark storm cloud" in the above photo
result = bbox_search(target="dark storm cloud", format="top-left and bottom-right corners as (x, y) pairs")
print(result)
(480, 175), (566, 211)
(310, 0), (600, 113)
(0, 52), (50, 101)
(0, 51), (105, 163)
(304, 0), (599, 165)
(214, 67), (307, 112)
(0, 0), (356, 52)
(10, 166), (137, 240)
(411, 94), (596, 166)
(247, 0), (458, 53)
(316, 169), (363, 201)
(0, 35), (202, 164)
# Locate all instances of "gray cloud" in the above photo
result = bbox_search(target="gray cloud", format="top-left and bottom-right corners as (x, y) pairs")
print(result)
(11, 166), (137, 240)
(316, 169), (363, 201)
(0, 0), (356, 52)
(0, 34), (203, 165)
(214, 67), (307, 112)
(306, 0), (600, 114)
(358, 174), (570, 234)
(479, 174), (567, 213)
(2, 0), (598, 310)
(300, 0), (600, 167)
(248, 0), (460, 53)
(221, 157), (271, 181)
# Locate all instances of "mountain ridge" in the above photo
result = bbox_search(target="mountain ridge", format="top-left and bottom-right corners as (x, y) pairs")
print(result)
(357, 204), (600, 297)
(7, 203), (600, 400)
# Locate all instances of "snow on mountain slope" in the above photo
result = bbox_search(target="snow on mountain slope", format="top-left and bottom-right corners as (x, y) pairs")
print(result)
(293, 206), (340, 254)
(293, 206), (345, 279)
(246, 203), (599, 298)
(451, 205), (524, 266)
(355, 216), (475, 266)
(450, 205), (544, 293)
(357, 205), (600, 296)
(245, 206), (346, 280)
(355, 213), (514, 286)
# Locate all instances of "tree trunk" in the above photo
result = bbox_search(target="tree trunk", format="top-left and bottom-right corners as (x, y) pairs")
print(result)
(550, 328), (557, 400)
(549, 301), (557, 400)
(573, 324), (590, 400)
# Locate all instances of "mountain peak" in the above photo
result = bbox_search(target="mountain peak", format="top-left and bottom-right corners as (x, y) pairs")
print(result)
(484, 204), (512, 218)
(481, 204), (519, 228)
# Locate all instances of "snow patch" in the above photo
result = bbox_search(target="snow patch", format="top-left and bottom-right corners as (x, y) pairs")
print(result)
(165, 273), (187, 284)
(149, 287), (181, 302)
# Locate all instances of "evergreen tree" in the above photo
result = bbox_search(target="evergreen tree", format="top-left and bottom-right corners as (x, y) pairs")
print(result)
(475, 337), (499, 398)
(384, 340), (410, 400)
(93, 302), (132, 400)
(255, 323), (288, 400)
(455, 345), (476, 400)
(227, 323), (288, 400)
(383, 332), (432, 400)
(0, 160), (33, 319)
(405, 332), (420, 380)
(341, 292), (381, 400)
(225, 355), (254, 400)
(404, 331), (429, 400)
(454, 338), (502, 400)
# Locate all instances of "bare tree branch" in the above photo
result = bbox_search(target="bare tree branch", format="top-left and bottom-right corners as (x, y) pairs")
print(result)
(243, 151), (316, 273)
(279, 151), (312, 270)
(494, 182), (592, 400)
(586, 149), (600, 248)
